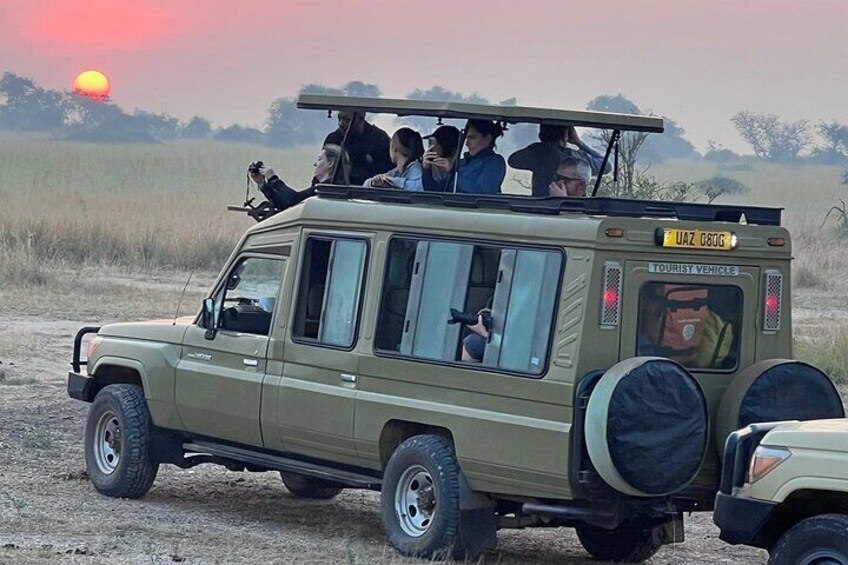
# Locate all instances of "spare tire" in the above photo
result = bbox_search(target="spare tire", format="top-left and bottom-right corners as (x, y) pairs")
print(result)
(716, 360), (844, 454)
(585, 357), (708, 497)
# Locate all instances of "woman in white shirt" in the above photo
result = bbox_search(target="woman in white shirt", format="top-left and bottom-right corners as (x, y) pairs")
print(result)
(363, 127), (425, 191)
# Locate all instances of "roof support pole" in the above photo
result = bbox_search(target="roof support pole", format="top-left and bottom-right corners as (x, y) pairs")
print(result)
(591, 129), (621, 197)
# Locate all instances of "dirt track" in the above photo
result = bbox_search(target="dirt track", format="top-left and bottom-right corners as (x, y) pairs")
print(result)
(0, 272), (831, 564)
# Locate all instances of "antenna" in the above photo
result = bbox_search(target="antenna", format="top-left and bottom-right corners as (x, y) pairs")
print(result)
(173, 273), (193, 325)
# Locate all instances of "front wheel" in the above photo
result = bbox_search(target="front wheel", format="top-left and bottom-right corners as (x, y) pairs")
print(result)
(576, 522), (664, 563)
(768, 514), (848, 565)
(280, 472), (342, 500)
(381, 435), (464, 560)
(84, 384), (158, 498)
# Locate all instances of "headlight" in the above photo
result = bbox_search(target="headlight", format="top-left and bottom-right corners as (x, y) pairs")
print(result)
(747, 446), (791, 483)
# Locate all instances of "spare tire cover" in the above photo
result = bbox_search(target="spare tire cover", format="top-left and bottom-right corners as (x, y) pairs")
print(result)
(716, 359), (845, 454)
(585, 357), (708, 497)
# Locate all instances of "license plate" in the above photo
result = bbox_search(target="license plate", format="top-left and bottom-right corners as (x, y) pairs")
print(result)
(660, 228), (734, 250)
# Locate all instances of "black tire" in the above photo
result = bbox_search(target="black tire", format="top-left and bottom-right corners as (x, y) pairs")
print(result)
(280, 472), (343, 500)
(576, 523), (663, 563)
(768, 514), (848, 565)
(84, 384), (158, 499)
(381, 435), (464, 560)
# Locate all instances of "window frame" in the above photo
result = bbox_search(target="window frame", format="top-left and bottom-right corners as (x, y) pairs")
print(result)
(200, 253), (287, 337)
(290, 233), (371, 352)
(373, 233), (565, 379)
(634, 280), (742, 373)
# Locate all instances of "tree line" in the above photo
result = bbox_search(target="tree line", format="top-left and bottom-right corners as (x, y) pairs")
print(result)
(1, 71), (846, 171)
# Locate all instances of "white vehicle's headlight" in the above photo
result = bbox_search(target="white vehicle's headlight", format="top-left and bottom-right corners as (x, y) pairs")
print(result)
(747, 446), (791, 483)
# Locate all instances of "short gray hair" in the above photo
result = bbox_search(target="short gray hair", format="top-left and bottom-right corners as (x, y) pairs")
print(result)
(559, 157), (591, 181)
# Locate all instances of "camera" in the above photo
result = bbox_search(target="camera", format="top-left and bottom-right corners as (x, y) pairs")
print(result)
(447, 308), (492, 331)
(248, 160), (264, 175)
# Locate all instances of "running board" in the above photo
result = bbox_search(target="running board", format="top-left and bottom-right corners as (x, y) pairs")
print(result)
(183, 441), (382, 489)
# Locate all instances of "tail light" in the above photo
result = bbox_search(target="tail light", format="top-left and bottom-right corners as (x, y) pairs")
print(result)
(762, 270), (783, 333)
(600, 261), (623, 329)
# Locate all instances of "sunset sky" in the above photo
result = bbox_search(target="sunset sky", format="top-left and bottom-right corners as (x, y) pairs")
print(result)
(2, 0), (846, 151)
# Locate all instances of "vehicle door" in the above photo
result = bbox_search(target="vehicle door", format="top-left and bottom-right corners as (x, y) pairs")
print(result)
(175, 254), (286, 447)
(274, 232), (370, 463)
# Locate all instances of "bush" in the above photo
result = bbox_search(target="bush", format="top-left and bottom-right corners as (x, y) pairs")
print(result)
(694, 176), (749, 203)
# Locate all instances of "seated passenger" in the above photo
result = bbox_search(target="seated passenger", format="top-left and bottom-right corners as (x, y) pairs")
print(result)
(248, 144), (347, 221)
(455, 120), (506, 195)
(508, 125), (610, 197)
(422, 125), (462, 192)
(324, 111), (393, 185)
(548, 157), (590, 197)
(363, 128), (425, 191)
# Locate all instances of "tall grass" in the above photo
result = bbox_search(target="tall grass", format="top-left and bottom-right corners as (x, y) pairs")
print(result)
(0, 135), (316, 270)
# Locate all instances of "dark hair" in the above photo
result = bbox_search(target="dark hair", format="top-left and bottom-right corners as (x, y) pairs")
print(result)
(466, 119), (504, 149)
(393, 127), (425, 170)
(539, 124), (567, 143)
(428, 125), (461, 159)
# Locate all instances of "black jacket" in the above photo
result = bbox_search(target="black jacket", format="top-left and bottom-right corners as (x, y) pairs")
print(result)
(324, 122), (393, 185)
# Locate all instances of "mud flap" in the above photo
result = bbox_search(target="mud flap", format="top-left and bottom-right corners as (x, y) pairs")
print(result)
(658, 513), (685, 544)
(457, 472), (497, 556)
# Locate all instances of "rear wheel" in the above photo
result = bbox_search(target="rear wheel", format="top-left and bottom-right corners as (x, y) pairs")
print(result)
(84, 384), (158, 498)
(279, 472), (342, 500)
(576, 523), (663, 563)
(381, 435), (464, 559)
(768, 514), (848, 565)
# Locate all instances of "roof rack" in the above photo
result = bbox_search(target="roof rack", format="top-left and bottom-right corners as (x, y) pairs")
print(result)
(314, 185), (783, 226)
(297, 94), (664, 133)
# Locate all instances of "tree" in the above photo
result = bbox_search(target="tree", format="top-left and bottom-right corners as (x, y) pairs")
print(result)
(213, 125), (264, 144)
(693, 176), (749, 203)
(587, 95), (650, 197)
(264, 81), (381, 148)
(181, 116), (212, 139)
(0, 72), (69, 132)
(397, 85), (489, 132)
(731, 111), (811, 162)
(809, 120), (848, 165)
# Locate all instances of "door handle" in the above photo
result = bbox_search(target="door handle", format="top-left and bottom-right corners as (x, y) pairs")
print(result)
(340, 373), (357, 384)
(243, 359), (259, 367)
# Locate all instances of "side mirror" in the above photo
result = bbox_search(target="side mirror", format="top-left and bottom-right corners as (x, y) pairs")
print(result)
(202, 298), (217, 340)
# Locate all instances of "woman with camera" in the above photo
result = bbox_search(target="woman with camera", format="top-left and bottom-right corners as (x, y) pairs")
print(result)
(248, 144), (348, 221)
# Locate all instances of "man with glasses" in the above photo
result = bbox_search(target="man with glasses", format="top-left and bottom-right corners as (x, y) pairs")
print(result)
(548, 157), (591, 197)
(508, 125), (609, 197)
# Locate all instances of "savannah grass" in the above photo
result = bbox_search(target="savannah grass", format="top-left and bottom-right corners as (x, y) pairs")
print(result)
(2, 134), (848, 380)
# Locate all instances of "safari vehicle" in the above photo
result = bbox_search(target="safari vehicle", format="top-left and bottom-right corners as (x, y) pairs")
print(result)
(715, 418), (848, 565)
(67, 96), (845, 562)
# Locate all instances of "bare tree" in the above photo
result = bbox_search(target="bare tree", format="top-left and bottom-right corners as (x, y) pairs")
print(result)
(731, 111), (812, 162)
(592, 128), (651, 197)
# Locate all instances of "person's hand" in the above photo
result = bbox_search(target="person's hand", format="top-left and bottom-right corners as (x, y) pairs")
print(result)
(467, 308), (491, 339)
(371, 174), (394, 187)
(422, 150), (438, 168)
(431, 157), (452, 172)
(566, 126), (583, 147)
(549, 180), (568, 197)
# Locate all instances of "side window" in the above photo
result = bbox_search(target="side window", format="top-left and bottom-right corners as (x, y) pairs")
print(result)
(636, 282), (741, 370)
(293, 237), (368, 348)
(375, 237), (562, 376)
(211, 256), (285, 336)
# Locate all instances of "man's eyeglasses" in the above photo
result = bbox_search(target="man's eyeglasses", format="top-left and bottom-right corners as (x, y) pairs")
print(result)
(555, 174), (587, 185)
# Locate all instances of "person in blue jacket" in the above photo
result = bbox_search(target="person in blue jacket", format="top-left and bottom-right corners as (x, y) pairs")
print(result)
(455, 120), (506, 194)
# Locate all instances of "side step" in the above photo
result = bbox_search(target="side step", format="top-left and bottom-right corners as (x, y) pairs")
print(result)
(183, 441), (382, 490)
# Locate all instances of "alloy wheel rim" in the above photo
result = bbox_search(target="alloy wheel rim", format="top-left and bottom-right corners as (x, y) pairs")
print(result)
(93, 410), (122, 475)
(394, 465), (436, 537)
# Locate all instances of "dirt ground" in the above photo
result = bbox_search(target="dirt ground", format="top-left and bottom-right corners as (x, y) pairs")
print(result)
(0, 271), (842, 565)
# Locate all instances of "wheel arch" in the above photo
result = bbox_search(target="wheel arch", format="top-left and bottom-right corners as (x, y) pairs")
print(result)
(89, 357), (148, 401)
(759, 489), (848, 550)
(378, 419), (455, 470)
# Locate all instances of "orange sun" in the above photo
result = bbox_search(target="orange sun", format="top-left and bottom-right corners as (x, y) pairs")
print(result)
(73, 70), (111, 100)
